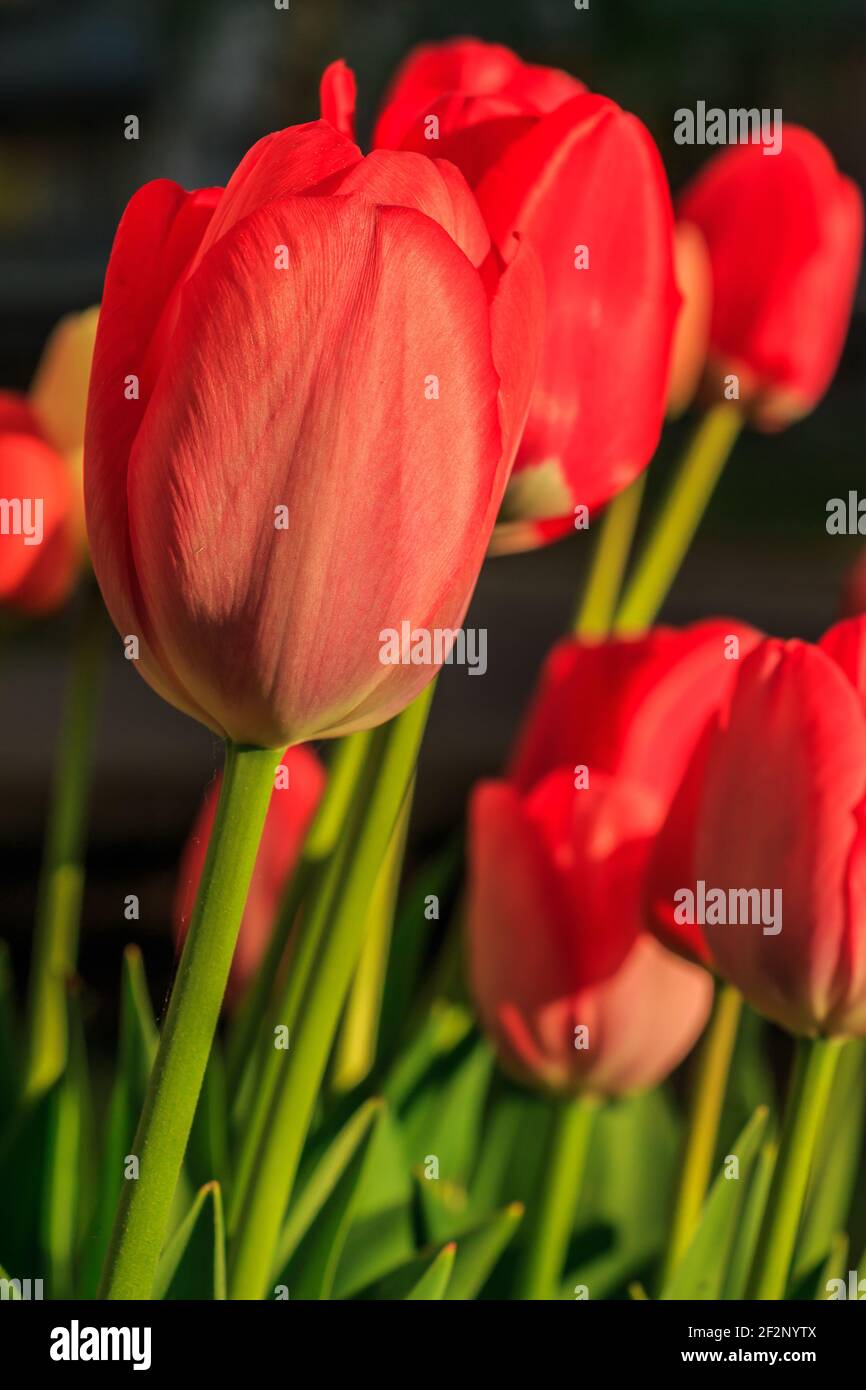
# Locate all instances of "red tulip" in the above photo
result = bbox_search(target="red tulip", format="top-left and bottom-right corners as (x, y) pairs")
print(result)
(173, 746), (324, 1000)
(85, 120), (542, 747)
(369, 40), (680, 553)
(690, 618), (866, 1037)
(678, 128), (863, 428)
(468, 774), (712, 1097)
(841, 547), (866, 619)
(0, 309), (98, 615)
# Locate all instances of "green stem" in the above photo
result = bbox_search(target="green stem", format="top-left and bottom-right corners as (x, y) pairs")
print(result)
(614, 405), (742, 634)
(228, 687), (433, 1299)
(99, 741), (281, 1300)
(573, 474), (646, 638)
(746, 1035), (843, 1300)
(225, 730), (373, 1093)
(661, 983), (743, 1285)
(24, 582), (105, 1099)
(517, 1094), (599, 1300)
(330, 783), (413, 1094)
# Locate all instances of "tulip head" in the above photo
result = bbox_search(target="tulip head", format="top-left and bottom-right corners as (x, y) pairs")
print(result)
(85, 121), (542, 747)
(371, 40), (680, 553)
(173, 745), (324, 1001)
(679, 127), (863, 429)
(691, 619), (866, 1037)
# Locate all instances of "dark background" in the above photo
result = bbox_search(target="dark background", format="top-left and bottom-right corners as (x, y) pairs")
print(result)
(1, 0), (864, 1021)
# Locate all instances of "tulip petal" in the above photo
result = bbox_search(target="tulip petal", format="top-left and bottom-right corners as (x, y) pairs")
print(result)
(323, 148), (490, 267)
(698, 640), (866, 1035)
(476, 93), (679, 516)
(128, 195), (504, 746)
(319, 59), (357, 141)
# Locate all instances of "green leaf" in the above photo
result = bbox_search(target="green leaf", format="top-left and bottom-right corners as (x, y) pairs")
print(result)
(42, 995), (93, 1298)
(721, 1138), (776, 1299)
(564, 1086), (681, 1300)
(468, 1082), (532, 1213)
(383, 1000), (472, 1108)
(274, 1097), (383, 1275)
(275, 1099), (383, 1299)
(816, 1234), (849, 1300)
(405, 1243), (455, 1300)
(187, 1038), (230, 1191)
(78, 946), (158, 1298)
(0, 1090), (55, 1275)
(796, 1039), (865, 1280)
(402, 1033), (494, 1241)
(357, 1241), (456, 1300)
(332, 1105), (415, 1299)
(377, 832), (462, 1064)
(443, 1203), (523, 1300)
(153, 1182), (226, 1300)
(660, 1105), (769, 1300)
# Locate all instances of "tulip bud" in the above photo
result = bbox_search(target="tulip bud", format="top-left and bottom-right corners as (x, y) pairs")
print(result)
(371, 40), (679, 553)
(691, 618), (866, 1037)
(679, 127), (863, 428)
(85, 121), (542, 746)
(173, 745), (324, 1002)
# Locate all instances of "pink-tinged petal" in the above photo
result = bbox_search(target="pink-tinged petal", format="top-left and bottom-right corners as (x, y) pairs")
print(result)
(190, 121), (361, 266)
(697, 640), (866, 1035)
(127, 195), (503, 746)
(540, 933), (712, 1097)
(323, 148), (490, 267)
(319, 59), (357, 140)
(85, 179), (224, 730)
(476, 93), (679, 518)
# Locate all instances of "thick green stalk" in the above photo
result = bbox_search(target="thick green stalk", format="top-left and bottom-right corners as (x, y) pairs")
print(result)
(99, 741), (280, 1300)
(573, 474), (646, 638)
(661, 983), (743, 1284)
(225, 731), (371, 1097)
(228, 688), (433, 1299)
(747, 1036), (843, 1300)
(614, 405), (742, 634)
(516, 1095), (599, 1300)
(24, 583), (104, 1099)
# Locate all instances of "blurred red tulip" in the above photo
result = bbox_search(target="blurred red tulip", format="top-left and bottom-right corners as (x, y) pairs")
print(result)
(366, 39), (679, 553)
(173, 746), (324, 1001)
(466, 621), (766, 1095)
(666, 221), (713, 417)
(85, 121), (542, 747)
(0, 309), (98, 615)
(468, 775), (712, 1096)
(690, 618), (866, 1037)
(679, 128), (863, 428)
